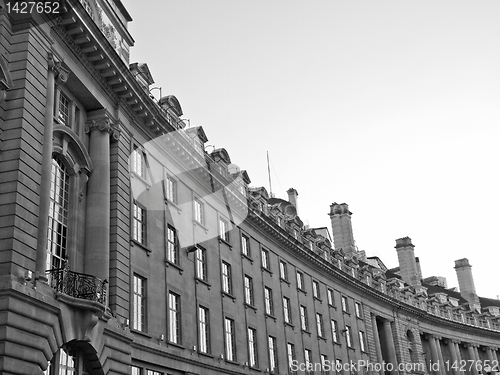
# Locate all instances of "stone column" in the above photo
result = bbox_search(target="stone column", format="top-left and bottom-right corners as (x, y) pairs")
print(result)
(84, 112), (119, 291)
(448, 340), (460, 375)
(35, 53), (67, 280)
(371, 314), (384, 370)
(486, 347), (497, 372)
(429, 335), (443, 375)
(383, 320), (398, 375)
(467, 344), (479, 375)
(436, 337), (447, 375)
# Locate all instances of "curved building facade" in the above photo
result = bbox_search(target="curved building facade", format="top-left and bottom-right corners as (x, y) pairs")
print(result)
(0, 1), (499, 374)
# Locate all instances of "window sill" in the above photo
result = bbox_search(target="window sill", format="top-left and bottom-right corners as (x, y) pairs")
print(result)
(328, 304), (337, 309)
(218, 237), (232, 248)
(242, 253), (253, 263)
(130, 171), (151, 189)
(167, 341), (185, 349)
(222, 291), (236, 301)
(356, 315), (364, 321)
(298, 288), (307, 295)
(130, 328), (152, 338)
(265, 313), (277, 322)
(318, 336), (327, 342)
(301, 329), (311, 336)
(314, 297), (323, 304)
(261, 267), (272, 275)
(195, 277), (211, 289)
(130, 239), (151, 256)
(165, 260), (183, 274)
(284, 322), (295, 330)
(225, 359), (240, 366)
(245, 303), (257, 312)
(343, 311), (351, 316)
(166, 198), (182, 214)
(193, 220), (209, 233)
(198, 351), (213, 359)
(348, 346), (356, 351)
(280, 278), (290, 285)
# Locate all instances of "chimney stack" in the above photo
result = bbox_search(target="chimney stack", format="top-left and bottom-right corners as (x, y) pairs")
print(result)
(395, 237), (421, 287)
(329, 203), (356, 254)
(287, 188), (299, 215)
(454, 258), (480, 310)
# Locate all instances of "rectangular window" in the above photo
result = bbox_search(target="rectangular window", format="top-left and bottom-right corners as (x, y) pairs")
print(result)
(264, 287), (274, 316)
(219, 218), (229, 242)
(199, 306), (210, 353)
(165, 175), (176, 203)
(133, 201), (147, 245)
(283, 297), (292, 324)
(313, 280), (320, 299)
(331, 319), (339, 343)
(300, 305), (308, 331)
(345, 325), (352, 347)
(166, 225), (178, 265)
(336, 359), (343, 374)
(221, 261), (232, 295)
(316, 313), (324, 337)
(168, 292), (180, 344)
(327, 289), (335, 306)
(341, 295), (349, 312)
(280, 261), (288, 281)
(241, 234), (250, 256)
(244, 275), (254, 305)
(355, 302), (363, 318)
(131, 146), (146, 179)
(248, 327), (258, 368)
(58, 92), (70, 126)
(146, 371), (161, 375)
(131, 366), (142, 375)
(194, 198), (204, 224)
(196, 247), (207, 281)
(261, 248), (270, 270)
(359, 331), (366, 352)
(304, 349), (312, 371)
(225, 317), (236, 362)
(296, 271), (304, 290)
(133, 275), (146, 332)
(321, 355), (328, 375)
(287, 343), (296, 373)
(269, 336), (278, 373)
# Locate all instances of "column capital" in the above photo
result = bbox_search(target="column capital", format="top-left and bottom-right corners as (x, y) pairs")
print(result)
(85, 116), (120, 140)
(48, 52), (70, 82)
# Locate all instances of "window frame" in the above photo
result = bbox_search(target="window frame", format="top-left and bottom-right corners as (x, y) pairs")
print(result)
(168, 291), (181, 344)
(279, 260), (288, 281)
(132, 200), (147, 246)
(221, 261), (233, 295)
(355, 301), (363, 319)
(345, 325), (353, 348)
(312, 280), (320, 299)
(248, 327), (258, 368)
(195, 246), (207, 281)
(331, 319), (339, 343)
(198, 305), (210, 354)
(316, 312), (324, 337)
(166, 225), (179, 265)
(359, 330), (366, 352)
(164, 174), (177, 204)
(296, 271), (304, 290)
(241, 233), (250, 257)
(341, 295), (349, 313)
(194, 197), (204, 225)
(327, 289), (335, 306)
(283, 296), (292, 324)
(300, 305), (308, 331)
(268, 336), (278, 373)
(264, 286), (274, 316)
(224, 317), (236, 362)
(132, 274), (146, 332)
(219, 217), (230, 242)
(261, 247), (270, 270)
(244, 275), (254, 306)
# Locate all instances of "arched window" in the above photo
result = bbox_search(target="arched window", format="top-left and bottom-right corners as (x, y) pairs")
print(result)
(46, 158), (70, 270)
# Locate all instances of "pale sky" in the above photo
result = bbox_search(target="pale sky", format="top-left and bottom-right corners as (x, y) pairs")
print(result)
(122, 0), (500, 300)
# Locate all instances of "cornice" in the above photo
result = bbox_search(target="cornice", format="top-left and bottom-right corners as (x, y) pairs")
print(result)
(247, 209), (500, 339)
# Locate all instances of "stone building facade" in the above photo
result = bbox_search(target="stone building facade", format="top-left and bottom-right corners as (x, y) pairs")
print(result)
(0, 0), (499, 374)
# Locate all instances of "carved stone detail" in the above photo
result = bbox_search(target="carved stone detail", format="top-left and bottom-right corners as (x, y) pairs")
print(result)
(85, 118), (120, 140)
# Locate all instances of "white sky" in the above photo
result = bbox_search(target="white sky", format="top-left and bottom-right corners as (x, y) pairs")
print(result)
(122, 0), (500, 300)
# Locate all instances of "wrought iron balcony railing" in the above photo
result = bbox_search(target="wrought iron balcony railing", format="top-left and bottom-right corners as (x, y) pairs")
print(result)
(46, 266), (108, 305)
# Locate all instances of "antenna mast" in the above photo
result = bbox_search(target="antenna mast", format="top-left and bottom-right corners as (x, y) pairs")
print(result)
(267, 151), (273, 197)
